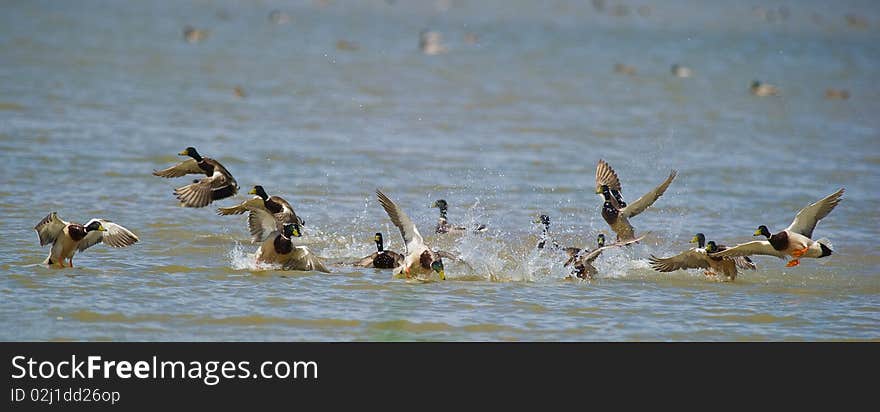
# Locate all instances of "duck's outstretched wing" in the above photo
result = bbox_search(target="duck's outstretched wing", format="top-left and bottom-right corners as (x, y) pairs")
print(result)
(648, 248), (710, 272)
(595, 159), (622, 192)
(218, 197), (273, 242)
(354, 252), (379, 268)
(785, 188), (844, 238)
(153, 158), (202, 178)
(376, 189), (424, 255)
(709, 241), (786, 259)
(621, 170), (677, 218)
(174, 169), (237, 208)
(77, 219), (139, 252)
(34, 212), (67, 246)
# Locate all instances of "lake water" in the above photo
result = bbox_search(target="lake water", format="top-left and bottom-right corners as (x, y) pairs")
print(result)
(1, 0), (878, 341)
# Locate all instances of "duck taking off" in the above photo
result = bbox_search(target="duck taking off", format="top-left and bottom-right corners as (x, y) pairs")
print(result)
(378, 190), (446, 281)
(563, 233), (644, 280)
(649, 233), (756, 282)
(710, 188), (844, 267)
(217, 185), (304, 243)
(354, 233), (404, 269)
(256, 222), (329, 273)
(594, 160), (677, 242)
(153, 147), (238, 208)
(34, 212), (139, 268)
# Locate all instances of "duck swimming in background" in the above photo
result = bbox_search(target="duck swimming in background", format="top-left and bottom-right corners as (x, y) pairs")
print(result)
(34, 212), (139, 268)
(670, 64), (693, 78)
(354, 233), (404, 269)
(825, 89), (850, 100)
(432, 199), (487, 234)
(183, 25), (208, 43)
(594, 160), (677, 242)
(750, 80), (780, 96)
(377, 190), (446, 281)
(613, 63), (636, 76)
(649, 233), (756, 282)
(256, 222), (329, 273)
(217, 185), (304, 243)
(710, 188), (844, 267)
(153, 147), (239, 208)
(419, 30), (447, 55)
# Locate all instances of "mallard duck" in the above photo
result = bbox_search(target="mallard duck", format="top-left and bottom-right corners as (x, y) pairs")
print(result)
(354, 232), (404, 269)
(217, 185), (303, 243)
(153, 147), (239, 208)
(377, 190), (446, 280)
(563, 234), (644, 280)
(432, 199), (487, 234)
(613, 63), (636, 76)
(534, 214), (561, 250)
(34, 212), (138, 268)
(419, 30), (447, 55)
(825, 89), (850, 100)
(710, 188), (844, 267)
(671, 64), (693, 78)
(183, 25), (208, 43)
(649, 233), (756, 282)
(750, 80), (780, 96)
(256, 222), (329, 273)
(594, 160), (677, 242)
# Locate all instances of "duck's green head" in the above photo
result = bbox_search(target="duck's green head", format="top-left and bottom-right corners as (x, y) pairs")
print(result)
(431, 260), (446, 280)
(85, 220), (106, 232)
(283, 223), (302, 238)
(597, 233), (606, 248)
(179, 147), (201, 160)
(249, 185), (268, 200)
(533, 214), (550, 226)
(751, 80), (761, 89)
(374, 232), (384, 251)
(705, 241), (718, 253)
(754, 225), (771, 238)
(690, 233), (706, 248)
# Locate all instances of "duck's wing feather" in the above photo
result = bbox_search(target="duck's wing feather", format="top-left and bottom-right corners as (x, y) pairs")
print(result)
(174, 169), (237, 208)
(153, 158), (202, 178)
(715, 244), (758, 270)
(77, 219), (139, 252)
(595, 159), (622, 192)
(376, 190), (424, 255)
(562, 247), (582, 267)
(34, 212), (67, 246)
(621, 170), (677, 218)
(784, 188), (844, 238)
(354, 252), (379, 268)
(709, 241), (787, 259)
(248, 209), (279, 243)
(270, 196), (304, 226)
(216, 197), (261, 216)
(648, 248), (710, 272)
(218, 197), (278, 242)
(204, 159), (238, 188)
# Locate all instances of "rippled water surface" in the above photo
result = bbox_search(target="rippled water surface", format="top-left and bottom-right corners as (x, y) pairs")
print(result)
(1, 0), (879, 341)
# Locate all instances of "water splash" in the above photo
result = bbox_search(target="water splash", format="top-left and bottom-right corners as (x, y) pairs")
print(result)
(227, 242), (281, 271)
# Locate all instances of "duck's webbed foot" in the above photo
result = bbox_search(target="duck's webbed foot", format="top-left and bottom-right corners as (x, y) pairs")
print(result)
(785, 259), (800, 267)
